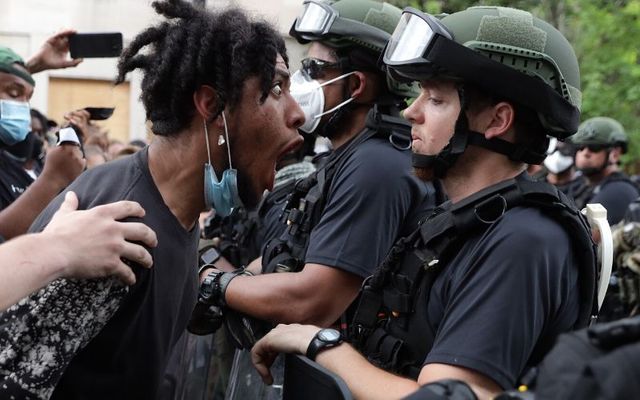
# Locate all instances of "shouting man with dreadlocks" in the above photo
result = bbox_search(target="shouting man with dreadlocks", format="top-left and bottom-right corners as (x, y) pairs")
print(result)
(0, 1), (304, 399)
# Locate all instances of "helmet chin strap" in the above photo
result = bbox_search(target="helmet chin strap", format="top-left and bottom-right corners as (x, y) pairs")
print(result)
(412, 86), (547, 178)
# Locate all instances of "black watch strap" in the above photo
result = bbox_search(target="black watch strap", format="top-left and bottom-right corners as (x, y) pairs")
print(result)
(306, 328), (342, 361)
(198, 269), (249, 307)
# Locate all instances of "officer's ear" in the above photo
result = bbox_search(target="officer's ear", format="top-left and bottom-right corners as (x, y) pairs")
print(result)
(609, 147), (622, 164)
(348, 71), (367, 99)
(482, 101), (515, 140)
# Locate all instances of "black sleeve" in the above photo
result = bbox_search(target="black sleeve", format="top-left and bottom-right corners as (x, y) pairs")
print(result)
(424, 208), (580, 390)
(591, 181), (639, 225)
(305, 141), (426, 278)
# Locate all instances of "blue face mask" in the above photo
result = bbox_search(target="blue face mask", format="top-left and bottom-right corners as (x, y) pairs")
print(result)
(0, 100), (30, 146)
(203, 112), (243, 217)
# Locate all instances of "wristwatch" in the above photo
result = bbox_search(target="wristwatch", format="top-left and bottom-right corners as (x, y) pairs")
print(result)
(198, 269), (224, 305)
(306, 328), (343, 361)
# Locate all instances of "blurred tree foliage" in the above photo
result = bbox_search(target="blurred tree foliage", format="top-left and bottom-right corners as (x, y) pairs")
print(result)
(387, 0), (640, 171)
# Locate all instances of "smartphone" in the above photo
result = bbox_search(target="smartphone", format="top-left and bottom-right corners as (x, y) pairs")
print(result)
(84, 107), (115, 121)
(69, 33), (123, 58)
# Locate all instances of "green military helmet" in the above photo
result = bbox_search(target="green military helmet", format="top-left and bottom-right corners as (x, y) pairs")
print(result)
(383, 6), (582, 138)
(572, 117), (628, 153)
(290, 0), (418, 98)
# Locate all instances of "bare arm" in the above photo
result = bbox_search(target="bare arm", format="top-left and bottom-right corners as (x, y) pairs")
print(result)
(25, 29), (83, 74)
(252, 324), (501, 400)
(417, 364), (501, 400)
(223, 263), (362, 326)
(0, 144), (85, 239)
(0, 191), (157, 311)
(251, 324), (420, 400)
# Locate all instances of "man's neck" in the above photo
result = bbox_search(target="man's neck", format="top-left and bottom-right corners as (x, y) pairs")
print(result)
(147, 133), (206, 231)
(443, 147), (525, 204)
(328, 105), (370, 149)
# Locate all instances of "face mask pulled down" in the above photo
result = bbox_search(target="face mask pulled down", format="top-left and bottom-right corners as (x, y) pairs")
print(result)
(290, 69), (355, 134)
(203, 112), (242, 217)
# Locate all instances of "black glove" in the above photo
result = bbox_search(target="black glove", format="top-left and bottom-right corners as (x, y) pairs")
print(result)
(187, 302), (223, 335)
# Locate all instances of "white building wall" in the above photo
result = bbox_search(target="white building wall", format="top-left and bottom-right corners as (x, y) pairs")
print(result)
(0, 0), (307, 141)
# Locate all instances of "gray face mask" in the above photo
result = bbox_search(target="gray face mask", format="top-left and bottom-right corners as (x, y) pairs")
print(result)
(289, 69), (355, 134)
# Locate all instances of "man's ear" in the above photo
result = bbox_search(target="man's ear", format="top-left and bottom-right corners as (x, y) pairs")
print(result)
(193, 85), (224, 128)
(609, 147), (622, 164)
(483, 102), (515, 140)
(348, 71), (367, 99)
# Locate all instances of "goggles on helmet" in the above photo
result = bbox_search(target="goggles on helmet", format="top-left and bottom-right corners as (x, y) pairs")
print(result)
(381, 7), (580, 139)
(290, 0), (389, 51)
(383, 9), (453, 66)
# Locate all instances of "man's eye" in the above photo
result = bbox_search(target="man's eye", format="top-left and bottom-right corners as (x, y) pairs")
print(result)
(271, 83), (283, 96)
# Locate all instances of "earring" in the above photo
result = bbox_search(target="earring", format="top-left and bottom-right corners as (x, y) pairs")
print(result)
(218, 133), (226, 146)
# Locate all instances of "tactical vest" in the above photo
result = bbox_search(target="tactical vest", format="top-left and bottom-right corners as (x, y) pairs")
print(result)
(262, 107), (412, 274)
(350, 177), (598, 379)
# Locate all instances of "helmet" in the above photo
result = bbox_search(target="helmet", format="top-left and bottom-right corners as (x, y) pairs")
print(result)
(383, 6), (581, 139)
(290, 0), (418, 98)
(571, 117), (628, 154)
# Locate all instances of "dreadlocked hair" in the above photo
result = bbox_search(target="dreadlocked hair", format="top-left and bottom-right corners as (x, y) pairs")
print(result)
(116, 0), (288, 136)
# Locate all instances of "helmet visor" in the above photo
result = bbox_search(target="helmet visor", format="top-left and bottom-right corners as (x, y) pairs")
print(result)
(384, 8), (452, 66)
(294, 1), (337, 36)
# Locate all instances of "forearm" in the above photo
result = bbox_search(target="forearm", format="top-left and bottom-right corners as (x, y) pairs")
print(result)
(225, 270), (355, 327)
(25, 56), (47, 74)
(316, 344), (420, 400)
(0, 177), (66, 238)
(225, 273), (325, 324)
(0, 233), (67, 311)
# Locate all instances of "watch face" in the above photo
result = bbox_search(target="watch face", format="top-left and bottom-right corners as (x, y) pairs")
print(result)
(318, 329), (340, 342)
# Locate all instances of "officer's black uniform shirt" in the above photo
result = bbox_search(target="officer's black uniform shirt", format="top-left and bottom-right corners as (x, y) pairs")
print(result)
(588, 172), (639, 225)
(305, 135), (433, 278)
(423, 191), (580, 389)
(0, 150), (35, 210)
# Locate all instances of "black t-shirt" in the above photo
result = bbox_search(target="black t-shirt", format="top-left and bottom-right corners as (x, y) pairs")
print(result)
(304, 135), (433, 278)
(423, 205), (580, 390)
(0, 150), (35, 210)
(0, 149), (199, 400)
(588, 173), (639, 225)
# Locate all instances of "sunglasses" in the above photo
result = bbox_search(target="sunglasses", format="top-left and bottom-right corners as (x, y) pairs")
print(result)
(577, 144), (608, 152)
(301, 57), (344, 80)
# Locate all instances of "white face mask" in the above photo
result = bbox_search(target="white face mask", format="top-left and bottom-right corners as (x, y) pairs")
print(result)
(290, 69), (356, 134)
(544, 150), (574, 174)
